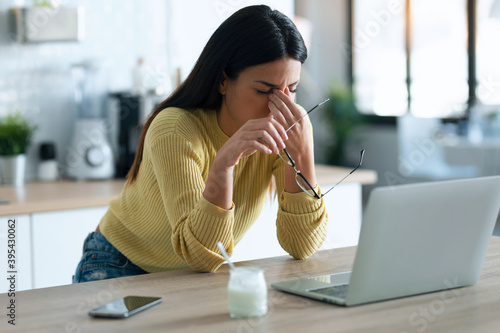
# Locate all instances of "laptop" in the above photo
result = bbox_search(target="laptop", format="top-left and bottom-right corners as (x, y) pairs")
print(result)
(271, 175), (500, 306)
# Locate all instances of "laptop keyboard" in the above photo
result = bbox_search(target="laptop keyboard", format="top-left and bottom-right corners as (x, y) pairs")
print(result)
(310, 284), (349, 300)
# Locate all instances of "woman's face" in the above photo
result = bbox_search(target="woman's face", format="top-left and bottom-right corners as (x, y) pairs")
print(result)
(218, 57), (301, 137)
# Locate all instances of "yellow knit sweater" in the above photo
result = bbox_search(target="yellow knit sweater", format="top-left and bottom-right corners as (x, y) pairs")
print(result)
(100, 107), (328, 273)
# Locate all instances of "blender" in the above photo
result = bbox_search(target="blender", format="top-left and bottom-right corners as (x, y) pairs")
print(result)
(66, 61), (114, 180)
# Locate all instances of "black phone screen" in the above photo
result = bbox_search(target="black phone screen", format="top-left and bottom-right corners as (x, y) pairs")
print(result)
(88, 296), (162, 318)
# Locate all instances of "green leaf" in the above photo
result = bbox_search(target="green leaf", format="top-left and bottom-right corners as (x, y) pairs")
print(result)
(0, 112), (37, 156)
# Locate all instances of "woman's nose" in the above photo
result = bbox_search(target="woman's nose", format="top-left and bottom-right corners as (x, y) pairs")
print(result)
(272, 87), (291, 95)
(284, 87), (291, 97)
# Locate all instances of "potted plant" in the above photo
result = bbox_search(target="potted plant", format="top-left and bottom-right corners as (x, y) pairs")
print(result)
(321, 86), (366, 166)
(0, 112), (37, 185)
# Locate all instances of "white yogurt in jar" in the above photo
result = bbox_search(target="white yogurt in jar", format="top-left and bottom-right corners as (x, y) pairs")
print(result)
(227, 267), (268, 318)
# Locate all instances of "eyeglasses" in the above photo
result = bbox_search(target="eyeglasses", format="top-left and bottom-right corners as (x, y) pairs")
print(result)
(278, 98), (365, 199)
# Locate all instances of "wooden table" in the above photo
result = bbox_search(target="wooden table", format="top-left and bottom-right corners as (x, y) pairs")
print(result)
(2, 237), (498, 333)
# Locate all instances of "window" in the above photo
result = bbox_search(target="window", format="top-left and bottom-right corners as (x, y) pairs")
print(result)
(351, 0), (500, 118)
(352, 0), (407, 116)
(476, 0), (500, 106)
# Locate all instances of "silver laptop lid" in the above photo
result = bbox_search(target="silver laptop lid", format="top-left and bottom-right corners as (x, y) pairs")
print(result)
(346, 176), (500, 306)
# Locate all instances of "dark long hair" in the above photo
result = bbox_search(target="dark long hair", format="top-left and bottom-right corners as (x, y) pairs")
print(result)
(127, 5), (307, 184)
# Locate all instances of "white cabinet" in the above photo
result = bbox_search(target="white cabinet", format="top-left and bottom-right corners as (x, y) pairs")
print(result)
(231, 183), (362, 262)
(0, 214), (32, 292)
(31, 207), (108, 289)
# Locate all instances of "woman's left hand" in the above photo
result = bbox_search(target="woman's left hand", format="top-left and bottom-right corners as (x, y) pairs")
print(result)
(267, 88), (311, 160)
(267, 87), (317, 194)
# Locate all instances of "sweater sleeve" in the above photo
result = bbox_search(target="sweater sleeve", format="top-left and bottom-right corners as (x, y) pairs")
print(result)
(273, 161), (328, 259)
(149, 133), (233, 272)
(273, 116), (328, 259)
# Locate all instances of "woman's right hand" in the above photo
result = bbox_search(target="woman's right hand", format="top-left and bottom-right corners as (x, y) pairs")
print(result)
(203, 114), (287, 210)
(217, 114), (288, 169)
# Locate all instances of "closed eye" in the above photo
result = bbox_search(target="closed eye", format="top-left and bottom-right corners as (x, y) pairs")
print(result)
(256, 87), (298, 94)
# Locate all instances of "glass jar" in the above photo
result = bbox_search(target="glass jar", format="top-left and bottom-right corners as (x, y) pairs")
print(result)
(227, 267), (268, 318)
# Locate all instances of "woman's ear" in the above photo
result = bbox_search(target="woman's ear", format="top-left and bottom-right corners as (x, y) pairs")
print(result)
(219, 71), (228, 95)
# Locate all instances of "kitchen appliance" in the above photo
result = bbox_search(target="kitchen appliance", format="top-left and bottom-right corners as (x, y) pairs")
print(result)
(66, 62), (114, 180)
(38, 142), (58, 181)
(107, 92), (141, 178)
(107, 89), (165, 178)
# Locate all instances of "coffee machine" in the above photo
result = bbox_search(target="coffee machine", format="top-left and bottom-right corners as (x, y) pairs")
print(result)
(107, 88), (166, 178)
(107, 93), (141, 178)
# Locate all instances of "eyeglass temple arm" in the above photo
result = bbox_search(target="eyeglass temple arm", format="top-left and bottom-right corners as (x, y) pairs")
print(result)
(322, 150), (365, 197)
(285, 98), (330, 133)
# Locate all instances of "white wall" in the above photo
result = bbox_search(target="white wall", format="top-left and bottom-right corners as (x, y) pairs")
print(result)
(169, 0), (294, 82)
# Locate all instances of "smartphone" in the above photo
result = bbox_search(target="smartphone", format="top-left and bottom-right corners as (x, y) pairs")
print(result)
(88, 296), (162, 318)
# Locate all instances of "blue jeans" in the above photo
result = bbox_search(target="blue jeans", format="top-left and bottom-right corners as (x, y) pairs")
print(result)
(73, 231), (147, 283)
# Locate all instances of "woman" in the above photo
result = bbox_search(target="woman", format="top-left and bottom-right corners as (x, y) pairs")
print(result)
(73, 4), (328, 283)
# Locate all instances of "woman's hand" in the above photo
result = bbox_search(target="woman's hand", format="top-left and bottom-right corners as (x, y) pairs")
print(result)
(267, 87), (317, 193)
(217, 115), (288, 169)
(267, 88), (312, 162)
(204, 113), (288, 209)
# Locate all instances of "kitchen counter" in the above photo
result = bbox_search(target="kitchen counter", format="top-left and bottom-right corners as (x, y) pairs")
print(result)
(0, 179), (125, 216)
(0, 165), (377, 216)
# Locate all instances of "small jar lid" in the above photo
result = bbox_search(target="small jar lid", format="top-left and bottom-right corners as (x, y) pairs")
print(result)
(229, 266), (264, 276)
